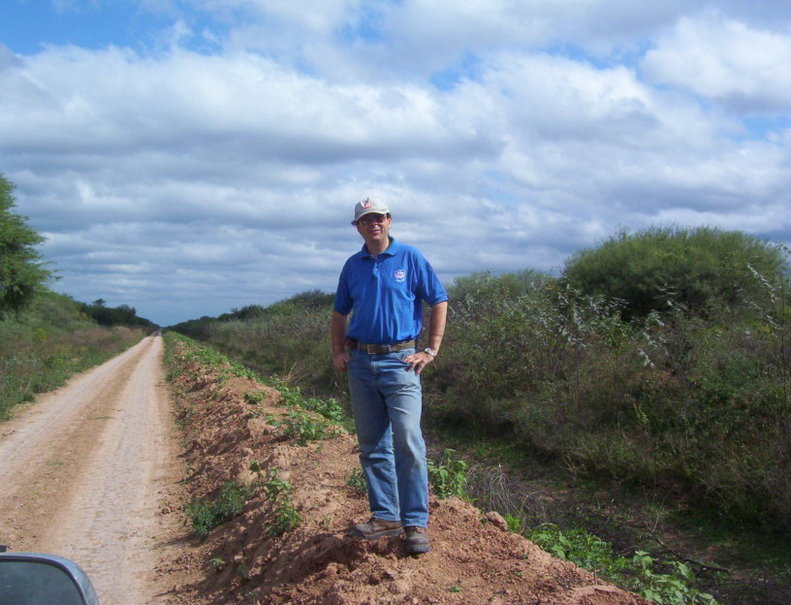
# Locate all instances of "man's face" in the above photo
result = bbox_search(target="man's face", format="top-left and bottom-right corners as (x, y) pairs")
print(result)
(356, 213), (391, 247)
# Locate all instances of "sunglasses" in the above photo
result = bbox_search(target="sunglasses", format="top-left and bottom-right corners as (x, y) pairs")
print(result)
(355, 213), (390, 225)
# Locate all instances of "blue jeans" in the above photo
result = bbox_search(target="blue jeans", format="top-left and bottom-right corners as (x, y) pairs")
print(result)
(347, 347), (429, 528)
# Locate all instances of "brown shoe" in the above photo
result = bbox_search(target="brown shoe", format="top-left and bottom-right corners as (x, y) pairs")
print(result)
(351, 517), (403, 540)
(404, 526), (430, 555)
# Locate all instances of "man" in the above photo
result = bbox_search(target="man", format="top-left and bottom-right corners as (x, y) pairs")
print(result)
(332, 196), (448, 555)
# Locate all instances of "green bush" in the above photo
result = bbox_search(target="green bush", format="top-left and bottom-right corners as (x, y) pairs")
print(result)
(562, 226), (788, 320)
(424, 267), (791, 528)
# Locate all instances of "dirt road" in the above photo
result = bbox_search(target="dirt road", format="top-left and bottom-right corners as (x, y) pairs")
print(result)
(0, 335), (186, 604)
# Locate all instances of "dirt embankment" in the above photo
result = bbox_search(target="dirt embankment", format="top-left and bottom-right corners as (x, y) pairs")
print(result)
(164, 339), (650, 605)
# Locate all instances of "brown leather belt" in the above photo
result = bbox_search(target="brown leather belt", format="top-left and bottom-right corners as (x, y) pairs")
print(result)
(347, 338), (416, 354)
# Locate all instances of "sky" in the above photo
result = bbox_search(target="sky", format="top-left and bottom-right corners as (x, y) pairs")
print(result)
(2, 1), (790, 326)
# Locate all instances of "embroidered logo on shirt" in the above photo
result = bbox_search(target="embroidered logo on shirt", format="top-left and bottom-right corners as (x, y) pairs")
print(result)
(394, 269), (406, 283)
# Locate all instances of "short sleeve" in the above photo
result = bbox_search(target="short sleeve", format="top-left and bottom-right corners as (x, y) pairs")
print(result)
(333, 263), (353, 315)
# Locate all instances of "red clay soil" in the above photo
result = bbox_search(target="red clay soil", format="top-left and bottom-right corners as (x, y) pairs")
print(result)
(161, 343), (651, 605)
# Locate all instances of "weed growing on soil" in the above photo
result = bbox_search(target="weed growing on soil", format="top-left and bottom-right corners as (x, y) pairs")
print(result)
(345, 468), (367, 495)
(262, 468), (293, 500)
(263, 468), (301, 536)
(267, 502), (301, 536)
(209, 557), (225, 572)
(249, 460), (264, 476)
(503, 513), (524, 534)
(267, 377), (353, 431)
(526, 523), (719, 605)
(244, 390), (267, 405)
(282, 408), (340, 445)
(428, 449), (469, 500)
(186, 480), (254, 541)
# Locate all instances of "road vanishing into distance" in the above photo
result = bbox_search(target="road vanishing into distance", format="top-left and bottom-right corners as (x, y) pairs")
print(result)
(0, 335), (184, 604)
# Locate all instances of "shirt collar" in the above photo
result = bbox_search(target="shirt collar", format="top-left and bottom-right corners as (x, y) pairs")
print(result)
(361, 236), (401, 259)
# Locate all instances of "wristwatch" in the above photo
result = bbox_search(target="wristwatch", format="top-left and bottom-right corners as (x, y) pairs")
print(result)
(423, 347), (437, 358)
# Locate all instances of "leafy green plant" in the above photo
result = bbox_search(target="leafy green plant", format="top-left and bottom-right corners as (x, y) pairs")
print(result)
(282, 409), (339, 445)
(631, 551), (718, 605)
(267, 378), (350, 428)
(185, 480), (254, 541)
(527, 523), (628, 577)
(244, 390), (267, 405)
(428, 449), (469, 499)
(526, 524), (719, 605)
(266, 501), (301, 536)
(503, 513), (524, 534)
(262, 468), (300, 536)
(249, 460), (265, 479)
(345, 468), (367, 495)
(262, 468), (294, 500)
(209, 557), (225, 572)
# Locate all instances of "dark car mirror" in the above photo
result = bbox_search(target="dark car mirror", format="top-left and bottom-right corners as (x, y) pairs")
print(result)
(0, 551), (100, 605)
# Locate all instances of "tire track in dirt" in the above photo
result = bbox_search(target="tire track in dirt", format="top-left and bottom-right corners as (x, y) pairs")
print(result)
(0, 334), (188, 604)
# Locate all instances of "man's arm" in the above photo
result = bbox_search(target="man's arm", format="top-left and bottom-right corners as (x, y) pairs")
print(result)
(404, 300), (448, 374)
(425, 300), (448, 354)
(331, 310), (351, 372)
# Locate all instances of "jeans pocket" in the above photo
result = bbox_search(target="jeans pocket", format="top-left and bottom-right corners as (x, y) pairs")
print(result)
(395, 348), (416, 363)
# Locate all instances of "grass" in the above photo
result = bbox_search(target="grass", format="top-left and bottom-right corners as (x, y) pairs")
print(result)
(0, 292), (151, 420)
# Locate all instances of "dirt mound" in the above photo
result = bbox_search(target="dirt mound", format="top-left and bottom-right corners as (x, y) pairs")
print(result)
(163, 344), (649, 605)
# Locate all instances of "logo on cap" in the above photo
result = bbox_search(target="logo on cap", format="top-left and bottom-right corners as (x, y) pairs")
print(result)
(362, 198), (373, 209)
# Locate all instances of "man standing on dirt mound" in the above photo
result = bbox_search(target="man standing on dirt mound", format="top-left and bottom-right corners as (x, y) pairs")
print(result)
(331, 196), (448, 556)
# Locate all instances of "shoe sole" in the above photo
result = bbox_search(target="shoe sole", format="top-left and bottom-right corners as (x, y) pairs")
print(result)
(405, 543), (431, 555)
(351, 527), (403, 540)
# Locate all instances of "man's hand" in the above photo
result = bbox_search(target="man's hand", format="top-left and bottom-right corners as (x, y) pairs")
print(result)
(333, 351), (350, 372)
(403, 350), (434, 374)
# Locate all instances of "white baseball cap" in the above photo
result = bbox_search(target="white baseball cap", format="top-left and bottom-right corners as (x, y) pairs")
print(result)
(352, 197), (390, 224)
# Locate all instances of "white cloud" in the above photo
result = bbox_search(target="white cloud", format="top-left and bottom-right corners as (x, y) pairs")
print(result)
(642, 16), (791, 111)
(2, 2), (791, 325)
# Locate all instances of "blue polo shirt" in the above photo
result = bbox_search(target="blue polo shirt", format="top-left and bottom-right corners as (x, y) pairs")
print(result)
(334, 237), (448, 345)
